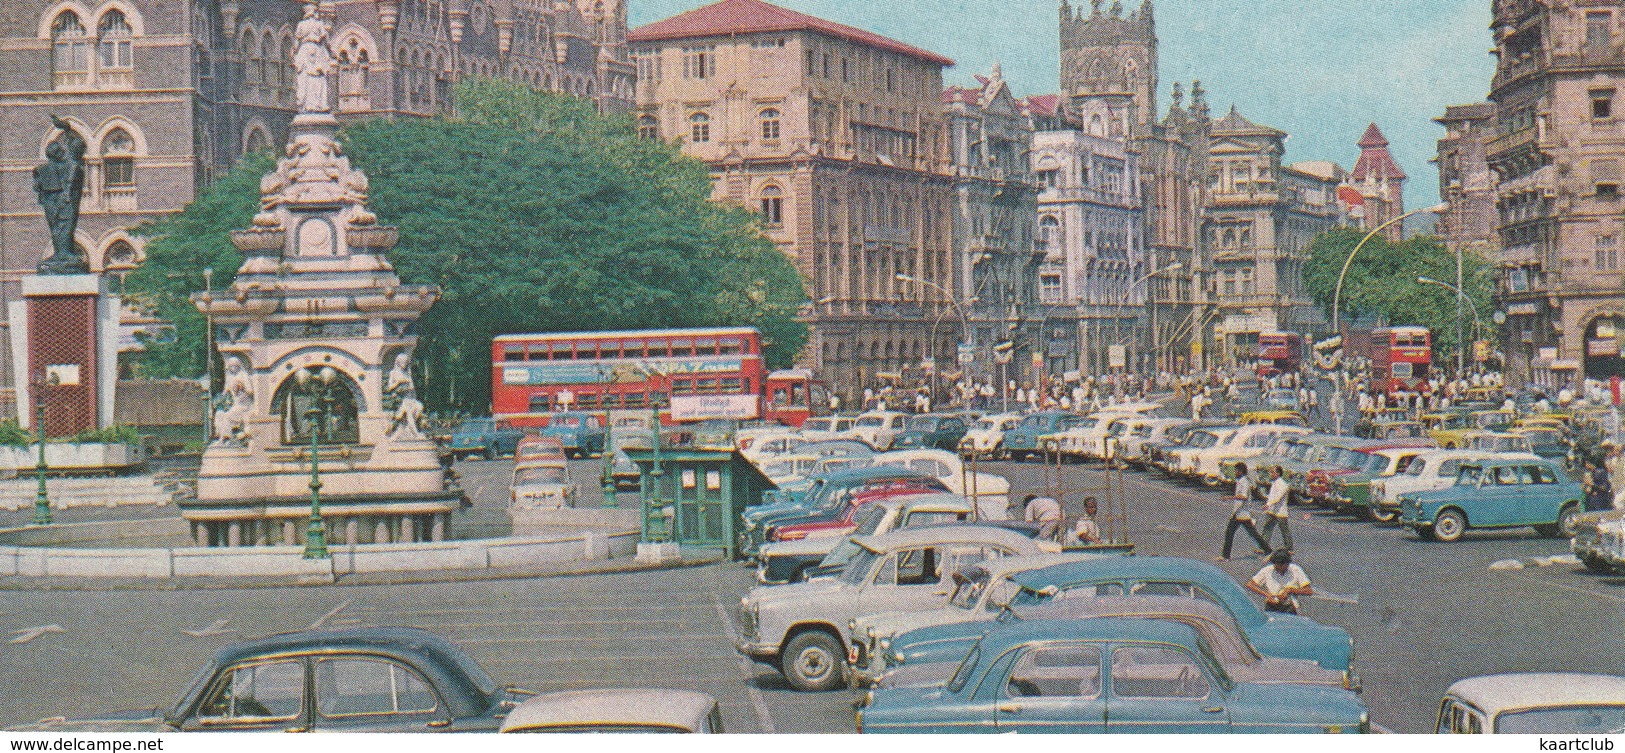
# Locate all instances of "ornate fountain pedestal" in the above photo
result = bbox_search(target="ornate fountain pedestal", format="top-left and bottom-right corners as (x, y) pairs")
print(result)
(181, 110), (456, 548)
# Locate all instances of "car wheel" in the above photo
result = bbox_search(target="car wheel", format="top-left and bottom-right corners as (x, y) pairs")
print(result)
(1581, 553), (1617, 574)
(1367, 507), (1400, 524)
(1555, 503), (1581, 539)
(782, 631), (845, 692)
(1431, 509), (1467, 542)
(791, 564), (812, 583)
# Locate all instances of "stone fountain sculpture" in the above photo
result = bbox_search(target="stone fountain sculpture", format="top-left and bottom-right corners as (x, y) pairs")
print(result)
(183, 2), (456, 548)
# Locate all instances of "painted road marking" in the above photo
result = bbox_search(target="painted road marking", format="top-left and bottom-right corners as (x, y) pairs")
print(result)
(181, 618), (234, 638)
(309, 599), (352, 630)
(712, 593), (776, 734)
(8, 625), (63, 644)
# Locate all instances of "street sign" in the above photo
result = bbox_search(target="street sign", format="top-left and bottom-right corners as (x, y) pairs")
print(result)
(1108, 345), (1127, 370)
(994, 341), (1014, 365)
(957, 343), (974, 365)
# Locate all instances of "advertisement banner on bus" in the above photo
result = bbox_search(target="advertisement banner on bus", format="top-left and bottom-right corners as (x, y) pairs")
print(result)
(669, 395), (760, 421)
(503, 360), (747, 386)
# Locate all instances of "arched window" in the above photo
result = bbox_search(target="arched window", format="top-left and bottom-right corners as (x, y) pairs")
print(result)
(105, 240), (137, 269)
(1039, 215), (1062, 250)
(689, 112), (710, 143)
(759, 108), (781, 141)
(278, 35), (294, 104)
(338, 38), (372, 112)
(1088, 113), (1105, 137)
(244, 126), (269, 155)
(97, 10), (133, 78)
(52, 12), (89, 87)
(637, 114), (659, 140)
(759, 185), (784, 226)
(102, 128), (136, 188)
(258, 32), (274, 96)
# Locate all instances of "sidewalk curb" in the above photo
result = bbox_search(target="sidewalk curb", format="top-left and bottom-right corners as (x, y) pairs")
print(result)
(0, 555), (726, 592)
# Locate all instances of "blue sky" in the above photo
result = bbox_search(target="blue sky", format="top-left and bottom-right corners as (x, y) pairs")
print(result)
(628, 0), (1497, 206)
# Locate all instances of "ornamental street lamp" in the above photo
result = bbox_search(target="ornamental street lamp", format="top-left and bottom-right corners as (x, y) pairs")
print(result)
(1418, 276), (1485, 375)
(296, 365), (340, 560)
(29, 370), (54, 526)
(1111, 263), (1185, 392)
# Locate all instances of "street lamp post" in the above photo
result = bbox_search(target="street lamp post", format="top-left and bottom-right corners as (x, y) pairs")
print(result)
(1111, 263), (1185, 392)
(1418, 276), (1484, 373)
(1329, 203), (1450, 434)
(297, 366), (339, 560)
(897, 273), (971, 406)
(30, 371), (52, 525)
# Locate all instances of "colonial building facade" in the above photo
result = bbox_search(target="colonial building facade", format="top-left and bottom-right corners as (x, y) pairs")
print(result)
(1485, 0), (1625, 387)
(944, 66), (1043, 387)
(0, 0), (631, 411)
(1205, 106), (1344, 363)
(629, 0), (957, 402)
(1347, 123), (1408, 241)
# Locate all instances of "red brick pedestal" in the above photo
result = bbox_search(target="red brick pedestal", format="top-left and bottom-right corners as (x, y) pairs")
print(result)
(10, 275), (114, 438)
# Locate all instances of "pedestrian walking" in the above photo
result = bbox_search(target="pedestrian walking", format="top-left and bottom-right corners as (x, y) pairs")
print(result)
(1259, 465), (1294, 552)
(1220, 462), (1271, 560)
(1585, 460), (1615, 513)
(1246, 550), (1314, 615)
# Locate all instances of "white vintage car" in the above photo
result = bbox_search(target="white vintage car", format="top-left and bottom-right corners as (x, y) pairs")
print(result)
(735, 526), (1057, 692)
(1164, 427), (1237, 480)
(1039, 412), (1144, 462)
(846, 411), (910, 451)
(798, 415), (858, 443)
(871, 449), (1010, 519)
(958, 413), (1023, 460)
(1120, 417), (1194, 467)
(1437, 673), (1625, 733)
(509, 462), (575, 509)
(1186, 425), (1311, 486)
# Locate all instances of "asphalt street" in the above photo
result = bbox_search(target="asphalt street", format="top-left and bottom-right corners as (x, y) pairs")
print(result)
(1, 452), (1623, 733)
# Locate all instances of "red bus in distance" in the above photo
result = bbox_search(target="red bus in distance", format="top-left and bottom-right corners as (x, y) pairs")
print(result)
(1257, 332), (1304, 379)
(491, 327), (818, 428)
(1367, 326), (1433, 396)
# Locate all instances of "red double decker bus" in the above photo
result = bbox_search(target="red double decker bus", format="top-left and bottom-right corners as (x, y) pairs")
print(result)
(1367, 326), (1433, 396)
(491, 327), (819, 427)
(1256, 332), (1304, 379)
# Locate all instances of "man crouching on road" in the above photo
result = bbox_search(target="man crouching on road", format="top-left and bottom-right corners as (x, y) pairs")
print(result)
(1247, 550), (1313, 615)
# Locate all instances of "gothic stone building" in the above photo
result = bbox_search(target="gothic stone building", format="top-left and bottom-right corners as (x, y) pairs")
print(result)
(0, 0), (631, 412)
(1486, 0), (1625, 387)
(629, 0), (958, 402)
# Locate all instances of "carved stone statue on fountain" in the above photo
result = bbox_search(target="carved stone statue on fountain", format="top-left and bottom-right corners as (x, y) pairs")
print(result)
(385, 352), (426, 441)
(293, 2), (333, 115)
(213, 355), (254, 446)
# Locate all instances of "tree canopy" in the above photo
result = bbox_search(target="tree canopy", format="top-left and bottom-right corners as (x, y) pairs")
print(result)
(128, 79), (808, 413)
(1303, 226), (1494, 357)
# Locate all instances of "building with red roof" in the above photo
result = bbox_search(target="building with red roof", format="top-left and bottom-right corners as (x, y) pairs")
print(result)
(629, 0), (958, 402)
(1346, 123), (1409, 241)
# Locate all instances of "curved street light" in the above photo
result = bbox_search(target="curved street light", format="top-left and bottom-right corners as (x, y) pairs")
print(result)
(1418, 276), (1485, 375)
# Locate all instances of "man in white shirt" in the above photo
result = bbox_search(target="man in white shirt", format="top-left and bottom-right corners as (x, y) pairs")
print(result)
(1259, 465), (1294, 552)
(1023, 494), (1064, 542)
(1247, 550), (1314, 614)
(1220, 462), (1270, 560)
(1070, 497), (1102, 546)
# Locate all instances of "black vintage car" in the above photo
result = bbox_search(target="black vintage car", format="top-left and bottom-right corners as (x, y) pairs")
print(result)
(7, 628), (534, 733)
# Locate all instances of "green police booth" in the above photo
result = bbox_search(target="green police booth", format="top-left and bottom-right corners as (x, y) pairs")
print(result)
(621, 449), (775, 560)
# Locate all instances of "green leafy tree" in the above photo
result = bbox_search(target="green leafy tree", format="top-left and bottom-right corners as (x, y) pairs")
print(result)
(129, 79), (807, 412)
(1304, 227), (1495, 360)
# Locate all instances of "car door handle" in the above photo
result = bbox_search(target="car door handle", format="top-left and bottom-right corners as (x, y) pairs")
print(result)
(1203, 707), (1225, 714)
(283, 726), (309, 732)
(997, 703), (1022, 714)
(427, 719), (451, 728)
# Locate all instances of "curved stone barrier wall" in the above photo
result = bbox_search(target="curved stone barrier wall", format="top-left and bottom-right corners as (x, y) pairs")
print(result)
(0, 519), (639, 579)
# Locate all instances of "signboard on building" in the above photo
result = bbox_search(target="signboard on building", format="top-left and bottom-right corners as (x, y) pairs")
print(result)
(668, 395), (760, 422)
(957, 343), (975, 364)
(1589, 339), (1621, 358)
(1108, 345), (1127, 370)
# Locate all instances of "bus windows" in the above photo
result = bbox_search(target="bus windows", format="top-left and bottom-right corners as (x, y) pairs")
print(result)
(695, 338), (718, 356)
(626, 392), (647, 408)
(771, 388), (790, 406)
(577, 393), (600, 409)
(624, 340), (645, 359)
(528, 394), (551, 412)
(1393, 363), (1414, 378)
(504, 345), (525, 362)
(721, 377), (743, 393)
(671, 339), (693, 357)
(791, 384), (806, 406)
(672, 379), (694, 395)
(601, 341), (622, 360)
(719, 337), (744, 355)
(698, 378), (720, 393)
(602, 393), (622, 409)
(647, 341), (670, 358)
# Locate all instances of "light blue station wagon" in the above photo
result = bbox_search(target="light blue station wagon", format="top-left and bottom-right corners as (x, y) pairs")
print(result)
(1399, 458), (1582, 542)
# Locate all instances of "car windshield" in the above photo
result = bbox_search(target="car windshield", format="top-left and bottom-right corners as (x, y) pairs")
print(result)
(803, 419), (832, 432)
(1496, 705), (1625, 734)
(1075, 418), (1102, 431)
(905, 417), (939, 431)
(1321, 447), (1349, 466)
(857, 417), (886, 428)
(1457, 465), (1483, 484)
(1365, 454), (1391, 473)
(761, 461), (793, 478)
(1342, 452), (1373, 471)
(948, 570), (991, 610)
(1132, 425), (1153, 438)
(1404, 458), (1432, 477)
(838, 549), (880, 586)
(457, 419), (494, 432)
(1521, 429), (1562, 444)
(947, 644), (981, 694)
(514, 466), (566, 485)
(850, 504), (888, 536)
(1189, 432), (1220, 449)
(552, 417), (583, 428)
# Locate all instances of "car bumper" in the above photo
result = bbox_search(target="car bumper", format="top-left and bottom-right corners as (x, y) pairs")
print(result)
(735, 640), (779, 664)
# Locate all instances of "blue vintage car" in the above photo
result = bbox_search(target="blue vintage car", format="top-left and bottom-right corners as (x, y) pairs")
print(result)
(1002, 411), (1087, 461)
(884, 556), (1353, 674)
(857, 617), (1369, 734)
(738, 466), (945, 555)
(1399, 458), (1582, 542)
(448, 418), (528, 460)
(538, 412), (607, 459)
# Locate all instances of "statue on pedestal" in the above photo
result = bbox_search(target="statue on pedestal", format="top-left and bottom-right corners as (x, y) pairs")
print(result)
(385, 352), (426, 440)
(213, 356), (254, 445)
(33, 116), (89, 275)
(293, 2), (333, 114)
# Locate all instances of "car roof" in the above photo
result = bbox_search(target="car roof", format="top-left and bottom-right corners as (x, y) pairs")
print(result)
(854, 525), (1044, 553)
(976, 616), (1202, 653)
(1011, 555), (1226, 591)
(196, 627), (497, 717)
(500, 689), (716, 732)
(1446, 674), (1625, 715)
(966, 551), (1106, 580)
